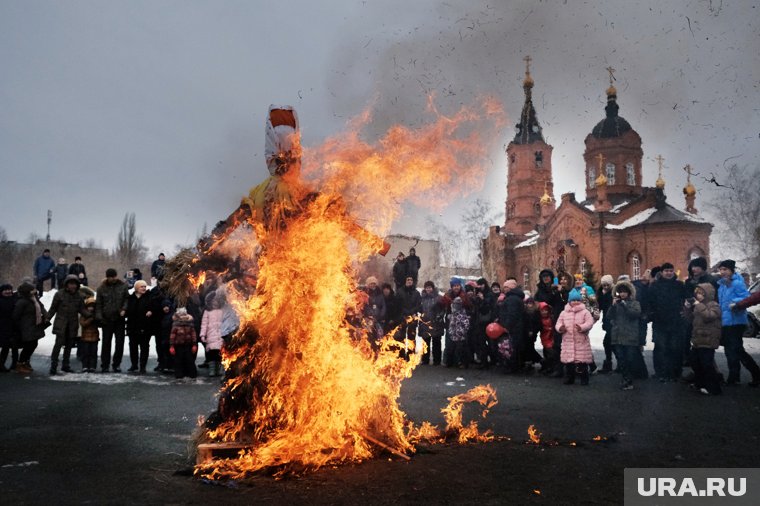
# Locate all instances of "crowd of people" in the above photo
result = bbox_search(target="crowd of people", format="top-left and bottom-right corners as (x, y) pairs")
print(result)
(363, 253), (760, 394)
(0, 251), (235, 380)
(2, 249), (759, 396)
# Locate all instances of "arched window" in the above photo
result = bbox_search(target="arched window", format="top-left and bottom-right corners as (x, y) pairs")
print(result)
(589, 167), (596, 188)
(507, 202), (516, 219)
(630, 252), (641, 280)
(523, 268), (530, 288)
(579, 257), (587, 277)
(606, 163), (616, 185)
(534, 200), (541, 216)
(626, 162), (635, 185)
(510, 153), (516, 165)
(535, 151), (543, 168)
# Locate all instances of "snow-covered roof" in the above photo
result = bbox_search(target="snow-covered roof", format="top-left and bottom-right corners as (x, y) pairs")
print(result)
(515, 233), (541, 248)
(605, 208), (658, 230)
(584, 200), (630, 213)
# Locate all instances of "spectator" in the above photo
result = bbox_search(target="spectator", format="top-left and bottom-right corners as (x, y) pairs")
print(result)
(95, 268), (129, 373)
(683, 257), (719, 370)
(472, 278), (497, 368)
(608, 280), (642, 391)
(523, 297), (543, 368)
(170, 307), (198, 380)
(79, 298), (99, 373)
(684, 283), (722, 395)
(419, 281), (444, 365)
(380, 283), (401, 336)
(407, 247), (421, 286)
(55, 258), (69, 290)
(33, 249), (56, 293)
(151, 282), (175, 373)
(496, 278), (525, 372)
(555, 291), (595, 385)
(537, 302), (557, 374)
(597, 274), (616, 374)
(0, 284), (19, 372)
(12, 282), (47, 374)
(447, 297), (470, 368)
(151, 253), (167, 280)
(125, 280), (153, 374)
(68, 256), (88, 286)
(717, 259), (760, 387)
(392, 252), (409, 291)
(648, 262), (686, 382)
(362, 276), (386, 345)
(396, 275), (422, 360)
(47, 275), (86, 375)
(200, 292), (224, 377)
(534, 269), (562, 317)
(441, 278), (471, 367)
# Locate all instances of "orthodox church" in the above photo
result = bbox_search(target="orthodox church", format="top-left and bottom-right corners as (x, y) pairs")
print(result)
(482, 60), (712, 286)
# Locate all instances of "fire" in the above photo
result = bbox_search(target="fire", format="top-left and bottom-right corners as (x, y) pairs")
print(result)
(528, 425), (541, 444)
(193, 98), (505, 479)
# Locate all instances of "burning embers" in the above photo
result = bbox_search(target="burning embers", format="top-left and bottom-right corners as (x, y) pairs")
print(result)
(190, 100), (506, 480)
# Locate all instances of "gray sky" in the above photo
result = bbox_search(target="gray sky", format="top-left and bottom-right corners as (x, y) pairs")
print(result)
(1, 0), (758, 259)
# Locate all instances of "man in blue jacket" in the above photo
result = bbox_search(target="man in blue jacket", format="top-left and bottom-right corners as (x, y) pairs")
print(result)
(33, 249), (56, 294)
(718, 259), (760, 387)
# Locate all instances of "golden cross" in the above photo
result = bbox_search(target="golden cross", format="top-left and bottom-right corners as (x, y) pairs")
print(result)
(683, 164), (694, 184)
(596, 153), (605, 171)
(606, 66), (616, 86)
(655, 154), (664, 178)
(524, 55), (532, 75)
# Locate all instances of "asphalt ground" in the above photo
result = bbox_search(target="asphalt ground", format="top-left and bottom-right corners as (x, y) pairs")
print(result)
(2, 342), (760, 505)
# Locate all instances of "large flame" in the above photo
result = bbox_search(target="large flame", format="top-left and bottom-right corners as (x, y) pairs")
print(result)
(194, 97), (506, 479)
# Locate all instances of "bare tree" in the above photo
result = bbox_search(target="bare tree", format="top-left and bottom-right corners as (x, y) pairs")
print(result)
(115, 212), (147, 267)
(708, 164), (760, 271)
(425, 199), (498, 269)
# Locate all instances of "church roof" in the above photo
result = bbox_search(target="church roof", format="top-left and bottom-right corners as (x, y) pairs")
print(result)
(512, 69), (545, 145)
(590, 93), (632, 139)
(605, 202), (707, 230)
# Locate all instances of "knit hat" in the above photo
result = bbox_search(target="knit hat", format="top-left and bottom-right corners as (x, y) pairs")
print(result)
(450, 277), (462, 287)
(365, 276), (378, 286)
(17, 282), (34, 297)
(688, 256), (708, 271)
(718, 259), (736, 272)
(106, 268), (118, 278)
(600, 274), (614, 286)
(503, 279), (518, 291)
(568, 290), (582, 302)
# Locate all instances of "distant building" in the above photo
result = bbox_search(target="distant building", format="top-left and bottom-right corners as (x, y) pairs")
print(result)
(482, 62), (712, 286)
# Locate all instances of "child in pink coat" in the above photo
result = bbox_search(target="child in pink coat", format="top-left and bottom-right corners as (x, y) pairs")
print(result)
(200, 292), (225, 377)
(555, 291), (596, 385)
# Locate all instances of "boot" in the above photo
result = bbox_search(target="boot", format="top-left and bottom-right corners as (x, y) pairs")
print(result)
(212, 361), (221, 377)
(579, 364), (589, 386)
(563, 364), (575, 385)
(599, 359), (613, 374)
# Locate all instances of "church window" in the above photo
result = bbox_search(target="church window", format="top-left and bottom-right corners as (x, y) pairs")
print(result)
(626, 162), (635, 185)
(579, 258), (587, 277)
(510, 153), (516, 165)
(631, 253), (641, 280)
(606, 163), (616, 185)
(523, 268), (530, 288)
(589, 167), (596, 188)
(535, 151), (543, 168)
(534, 200), (541, 216)
(507, 202), (516, 219)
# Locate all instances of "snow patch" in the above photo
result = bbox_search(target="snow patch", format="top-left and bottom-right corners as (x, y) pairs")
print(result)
(515, 234), (540, 248)
(605, 208), (658, 230)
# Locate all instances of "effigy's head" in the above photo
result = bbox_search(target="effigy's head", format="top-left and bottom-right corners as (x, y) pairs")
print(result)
(265, 105), (301, 176)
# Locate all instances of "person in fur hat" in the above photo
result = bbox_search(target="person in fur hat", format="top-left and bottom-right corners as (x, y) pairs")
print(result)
(607, 280), (642, 390)
(79, 297), (100, 373)
(47, 274), (86, 374)
(597, 274), (616, 373)
(12, 282), (47, 374)
(555, 290), (595, 385)
(170, 307), (198, 379)
(684, 283), (722, 395)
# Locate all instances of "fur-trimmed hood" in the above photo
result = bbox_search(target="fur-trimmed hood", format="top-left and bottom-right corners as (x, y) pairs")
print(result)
(614, 279), (637, 299)
(695, 282), (716, 303)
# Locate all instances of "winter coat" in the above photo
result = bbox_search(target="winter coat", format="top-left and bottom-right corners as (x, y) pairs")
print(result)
(0, 294), (18, 347)
(648, 276), (686, 327)
(397, 286), (422, 317)
(170, 315), (197, 346)
(407, 255), (421, 280)
(79, 309), (100, 342)
(68, 263), (88, 286)
(632, 279), (651, 321)
(735, 290), (760, 311)
(718, 272), (751, 327)
(33, 254), (55, 279)
(686, 283), (721, 349)
(200, 309), (224, 351)
(538, 303), (554, 349)
(382, 291), (401, 330)
(392, 259), (409, 287)
(555, 303), (595, 364)
(95, 278), (129, 323)
(534, 269), (563, 320)
(598, 288), (613, 331)
(496, 288), (525, 340)
(524, 306), (541, 343)
(684, 272), (719, 298)
(363, 286), (386, 321)
(607, 281), (642, 346)
(150, 259), (166, 279)
(447, 307), (470, 342)
(419, 290), (444, 337)
(125, 292), (153, 336)
(13, 295), (47, 343)
(47, 284), (85, 336)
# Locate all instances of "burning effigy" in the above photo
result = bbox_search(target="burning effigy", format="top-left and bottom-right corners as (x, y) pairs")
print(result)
(175, 100), (505, 480)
